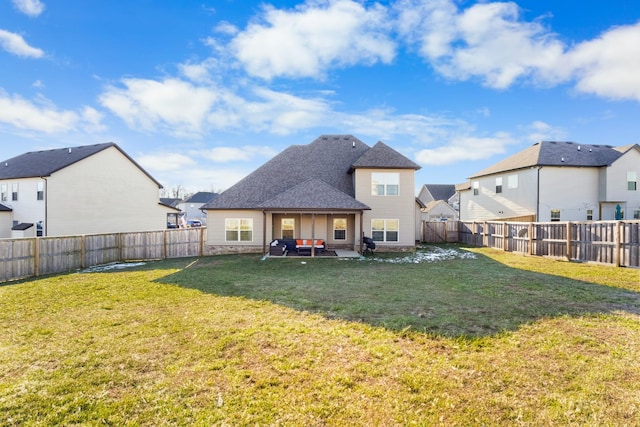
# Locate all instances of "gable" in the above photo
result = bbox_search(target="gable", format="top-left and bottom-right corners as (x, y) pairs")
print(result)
(351, 141), (421, 170)
(0, 143), (162, 188)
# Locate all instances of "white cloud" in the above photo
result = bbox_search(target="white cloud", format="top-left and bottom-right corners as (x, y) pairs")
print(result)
(137, 152), (196, 172)
(415, 132), (515, 165)
(99, 78), (219, 138)
(198, 145), (278, 163)
(0, 29), (44, 58)
(12, 0), (45, 17)
(140, 152), (252, 193)
(394, 0), (640, 101)
(522, 120), (567, 143)
(0, 90), (101, 134)
(396, 0), (564, 89)
(563, 23), (640, 101)
(229, 0), (395, 79)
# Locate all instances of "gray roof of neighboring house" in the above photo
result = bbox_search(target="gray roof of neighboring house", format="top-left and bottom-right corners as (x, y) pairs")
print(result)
(160, 197), (182, 208)
(0, 142), (163, 188)
(469, 141), (635, 178)
(424, 184), (456, 201)
(12, 222), (33, 230)
(203, 135), (417, 210)
(185, 192), (218, 203)
(0, 203), (12, 212)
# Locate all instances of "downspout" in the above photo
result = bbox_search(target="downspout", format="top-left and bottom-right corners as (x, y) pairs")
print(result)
(262, 210), (267, 256)
(536, 167), (542, 222)
(41, 176), (48, 237)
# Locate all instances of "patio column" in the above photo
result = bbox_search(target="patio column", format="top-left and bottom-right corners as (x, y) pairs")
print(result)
(262, 210), (267, 255)
(311, 213), (316, 257)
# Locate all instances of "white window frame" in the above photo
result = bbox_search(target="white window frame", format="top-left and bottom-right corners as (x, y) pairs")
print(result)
(11, 183), (18, 201)
(628, 172), (637, 191)
(371, 172), (399, 196)
(37, 181), (44, 201)
(281, 218), (294, 239)
(225, 218), (253, 242)
(0, 184), (6, 202)
(371, 219), (399, 242)
(495, 177), (503, 194)
(550, 209), (561, 222)
(507, 174), (518, 189)
(586, 209), (593, 221)
(473, 181), (479, 196)
(333, 218), (347, 241)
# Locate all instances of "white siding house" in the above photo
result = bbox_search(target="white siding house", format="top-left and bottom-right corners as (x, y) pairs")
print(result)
(458, 141), (640, 222)
(0, 143), (175, 237)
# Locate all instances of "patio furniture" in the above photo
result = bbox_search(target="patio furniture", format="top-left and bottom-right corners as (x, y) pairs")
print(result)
(269, 240), (287, 256)
(295, 239), (325, 255)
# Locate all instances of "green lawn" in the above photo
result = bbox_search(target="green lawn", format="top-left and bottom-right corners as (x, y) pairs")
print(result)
(1, 245), (639, 426)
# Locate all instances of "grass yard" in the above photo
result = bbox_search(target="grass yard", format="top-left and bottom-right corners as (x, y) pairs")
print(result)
(1, 245), (639, 426)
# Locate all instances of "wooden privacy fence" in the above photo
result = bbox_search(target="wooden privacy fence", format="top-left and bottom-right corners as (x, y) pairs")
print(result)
(458, 220), (640, 268)
(0, 228), (206, 283)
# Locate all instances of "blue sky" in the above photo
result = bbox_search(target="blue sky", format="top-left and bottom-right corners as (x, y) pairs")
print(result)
(1, 0), (639, 195)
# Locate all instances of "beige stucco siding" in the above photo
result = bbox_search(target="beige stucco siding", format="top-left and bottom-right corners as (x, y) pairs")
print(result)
(206, 210), (265, 246)
(46, 146), (164, 236)
(354, 168), (416, 247)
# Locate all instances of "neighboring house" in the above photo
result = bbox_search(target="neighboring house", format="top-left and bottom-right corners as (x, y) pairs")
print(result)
(417, 184), (458, 218)
(183, 192), (218, 225)
(0, 142), (174, 238)
(457, 141), (640, 222)
(202, 135), (421, 254)
(160, 198), (183, 228)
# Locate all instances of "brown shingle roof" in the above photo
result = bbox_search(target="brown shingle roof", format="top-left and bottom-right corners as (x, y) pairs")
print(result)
(351, 141), (421, 170)
(204, 135), (417, 210)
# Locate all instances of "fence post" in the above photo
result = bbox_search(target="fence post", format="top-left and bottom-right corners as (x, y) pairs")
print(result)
(566, 222), (572, 261)
(163, 229), (167, 259)
(81, 234), (86, 269)
(33, 237), (40, 277)
(615, 221), (621, 267)
(483, 221), (488, 247)
(503, 222), (508, 251)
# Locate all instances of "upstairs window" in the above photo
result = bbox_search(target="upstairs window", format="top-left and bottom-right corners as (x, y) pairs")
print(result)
(473, 181), (479, 196)
(550, 209), (561, 222)
(508, 174), (518, 189)
(11, 183), (18, 201)
(495, 177), (503, 194)
(0, 184), (6, 202)
(371, 173), (399, 196)
(628, 172), (637, 191)
(225, 218), (253, 242)
(37, 181), (44, 201)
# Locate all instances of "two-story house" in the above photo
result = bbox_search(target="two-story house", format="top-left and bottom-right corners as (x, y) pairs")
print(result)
(457, 141), (640, 222)
(202, 135), (421, 254)
(0, 142), (177, 238)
